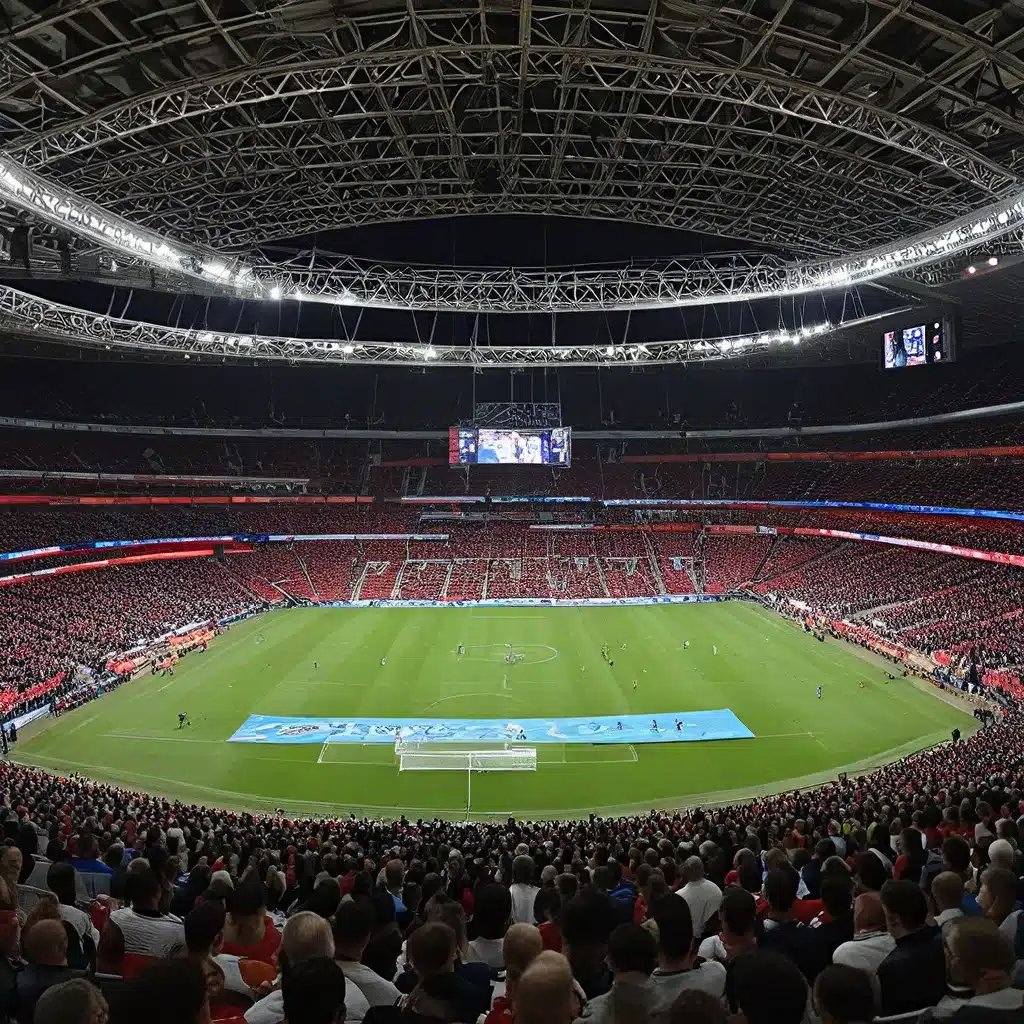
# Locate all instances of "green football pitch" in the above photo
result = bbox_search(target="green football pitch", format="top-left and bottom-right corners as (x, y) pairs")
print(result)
(16, 603), (975, 819)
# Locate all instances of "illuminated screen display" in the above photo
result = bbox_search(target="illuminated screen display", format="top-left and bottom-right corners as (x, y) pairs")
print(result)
(449, 427), (571, 465)
(883, 320), (948, 369)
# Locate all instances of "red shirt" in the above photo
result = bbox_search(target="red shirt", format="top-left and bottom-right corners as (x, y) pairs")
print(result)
(538, 920), (562, 952)
(221, 917), (282, 965)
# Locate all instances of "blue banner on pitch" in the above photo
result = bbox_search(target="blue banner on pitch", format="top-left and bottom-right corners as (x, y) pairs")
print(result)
(227, 710), (754, 745)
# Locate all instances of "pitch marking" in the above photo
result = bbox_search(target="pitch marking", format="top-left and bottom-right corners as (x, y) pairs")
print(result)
(422, 693), (525, 711)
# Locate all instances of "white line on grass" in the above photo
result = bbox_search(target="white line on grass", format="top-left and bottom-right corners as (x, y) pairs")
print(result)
(103, 733), (222, 744)
(60, 713), (100, 739)
(422, 693), (525, 710)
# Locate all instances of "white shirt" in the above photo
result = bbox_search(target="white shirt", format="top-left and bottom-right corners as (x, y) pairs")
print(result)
(108, 907), (185, 958)
(832, 931), (895, 975)
(509, 883), (541, 925)
(468, 936), (504, 969)
(58, 903), (100, 948)
(934, 908), (964, 937)
(338, 959), (401, 1007)
(677, 878), (723, 938)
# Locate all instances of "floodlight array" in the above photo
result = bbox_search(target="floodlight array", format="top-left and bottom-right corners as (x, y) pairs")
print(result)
(0, 282), (856, 367)
(1, 150), (1022, 313)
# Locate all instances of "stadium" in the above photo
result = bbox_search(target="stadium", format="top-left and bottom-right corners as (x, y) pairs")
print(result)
(0, 2), (1021, 1021)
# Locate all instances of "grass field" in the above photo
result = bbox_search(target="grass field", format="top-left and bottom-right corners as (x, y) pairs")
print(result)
(16, 602), (976, 819)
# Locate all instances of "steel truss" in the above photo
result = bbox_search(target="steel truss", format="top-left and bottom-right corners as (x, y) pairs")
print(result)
(0, 282), (880, 368)
(2, 147), (1022, 313)
(1, 4), (1023, 248)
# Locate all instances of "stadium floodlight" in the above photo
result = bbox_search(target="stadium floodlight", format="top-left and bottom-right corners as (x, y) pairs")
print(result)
(0, 283), (887, 367)
(3, 146), (1024, 313)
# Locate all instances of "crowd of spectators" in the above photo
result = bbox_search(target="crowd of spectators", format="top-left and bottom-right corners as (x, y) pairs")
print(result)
(0, 708), (1018, 1023)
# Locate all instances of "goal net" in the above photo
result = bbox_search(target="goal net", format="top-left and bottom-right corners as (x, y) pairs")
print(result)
(397, 745), (537, 772)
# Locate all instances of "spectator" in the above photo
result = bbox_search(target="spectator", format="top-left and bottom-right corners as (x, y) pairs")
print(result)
(832, 892), (895, 984)
(808, 874), (855, 961)
(46, 862), (99, 951)
(33, 978), (108, 1024)
(534, 889), (562, 952)
(282, 958), (347, 1024)
(509, 857), (540, 925)
(559, 893), (613, 1001)
(15, 918), (85, 1024)
(513, 951), (575, 1024)
(676, 857), (722, 940)
(930, 871), (967, 937)
(382, 860), (405, 916)
(467, 884), (511, 969)
(666, 990), (730, 1024)
(801, 839), (835, 900)
(812, 964), (876, 1024)
(98, 867), (185, 974)
(69, 838), (111, 878)
(401, 922), (488, 1023)
(221, 874), (281, 965)
(579, 922), (656, 1023)
(976, 867), (1022, 947)
(648, 895), (726, 1011)
(696, 885), (756, 1012)
(484, 923), (542, 1024)
(921, 917), (1024, 1021)
(417, 894), (491, 997)
(757, 869), (826, 982)
(108, 956), (211, 1024)
(732, 951), (807, 1024)
(877, 879), (946, 1016)
(332, 900), (401, 1008)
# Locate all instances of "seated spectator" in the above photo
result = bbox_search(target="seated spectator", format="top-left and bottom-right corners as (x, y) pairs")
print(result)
(812, 963), (876, 1024)
(800, 840), (835, 900)
(468, 885), (511, 970)
(69, 838), (112, 878)
(808, 874), (855, 960)
(921, 917), (1024, 1021)
(977, 867), (1022, 949)
(46, 862), (99, 952)
(401, 922), (488, 1023)
(756, 869), (827, 982)
(677, 857), (722, 940)
(221, 875), (281, 965)
(559, 892), (613, 1001)
(282, 958), (347, 1024)
(484, 923), (542, 1024)
(604, 860), (637, 926)
(0, 849), (22, 906)
(732, 951), (807, 1024)
(697, 886), (756, 1012)
(246, 911), (368, 1024)
(362, 891), (403, 984)
(98, 867), (185, 974)
(108, 956), (211, 1024)
(513, 951), (576, 1024)
(876, 879), (946, 1017)
(15, 918), (86, 1024)
(930, 871), (967, 937)
(332, 900), (401, 1008)
(578, 922), (657, 1023)
(415, 895), (490, 998)
(533, 889), (562, 952)
(184, 898), (274, 1015)
(382, 860), (406, 916)
(509, 857), (540, 925)
(33, 977), (108, 1024)
(648, 895), (726, 1011)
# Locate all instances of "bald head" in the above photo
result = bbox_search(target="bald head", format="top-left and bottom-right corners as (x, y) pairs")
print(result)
(987, 839), (1014, 871)
(503, 923), (544, 980)
(515, 951), (575, 1024)
(931, 871), (964, 914)
(852, 891), (886, 936)
(281, 910), (334, 973)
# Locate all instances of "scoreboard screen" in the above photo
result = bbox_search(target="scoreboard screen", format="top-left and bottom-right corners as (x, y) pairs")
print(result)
(882, 319), (952, 369)
(449, 427), (571, 466)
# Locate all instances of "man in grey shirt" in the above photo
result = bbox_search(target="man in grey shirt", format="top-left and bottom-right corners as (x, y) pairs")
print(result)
(647, 895), (726, 1014)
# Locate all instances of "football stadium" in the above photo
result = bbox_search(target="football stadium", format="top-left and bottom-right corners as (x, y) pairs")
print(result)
(0, 1), (1022, 1020)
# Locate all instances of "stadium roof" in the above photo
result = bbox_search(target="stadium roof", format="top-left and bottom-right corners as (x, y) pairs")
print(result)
(1, 0), (1023, 361)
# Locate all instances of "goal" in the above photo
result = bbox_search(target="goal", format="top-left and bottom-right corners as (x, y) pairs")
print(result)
(397, 746), (537, 772)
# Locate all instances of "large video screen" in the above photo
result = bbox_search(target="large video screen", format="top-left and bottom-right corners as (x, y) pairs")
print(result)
(883, 320), (950, 369)
(449, 427), (571, 465)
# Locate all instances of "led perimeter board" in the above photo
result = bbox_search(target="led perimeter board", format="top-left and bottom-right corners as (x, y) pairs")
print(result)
(449, 427), (571, 466)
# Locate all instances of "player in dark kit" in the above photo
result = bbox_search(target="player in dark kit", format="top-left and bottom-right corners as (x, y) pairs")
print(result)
(177, 712), (191, 729)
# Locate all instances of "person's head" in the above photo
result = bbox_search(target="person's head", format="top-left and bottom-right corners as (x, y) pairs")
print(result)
(820, 874), (853, 920)
(667, 990), (729, 1024)
(944, 917), (1015, 995)
(22, 918), (68, 966)
(473, 882), (512, 940)
(942, 835), (972, 878)
(650, 895), (694, 968)
(46, 861), (79, 907)
(279, 911), (335, 978)
(880, 880), (928, 939)
(607, 922), (656, 980)
(719, 886), (756, 944)
(514, 950), (575, 1024)
(851, 852), (886, 894)
(108, 956), (210, 1024)
(930, 871), (965, 915)
(977, 867), (1019, 924)
(502, 923), (544, 1001)
(851, 891), (886, 937)
(384, 858), (404, 894)
(813, 964), (876, 1024)
(184, 901), (226, 958)
(227, 873), (266, 922)
(681, 856), (705, 883)
(559, 891), (612, 965)
(814, 838), (835, 862)
(986, 839), (1015, 871)
(331, 899), (374, 960)
(512, 855), (536, 886)
(763, 869), (797, 916)
(127, 867), (163, 912)
(305, 878), (341, 920)
(34, 978), (108, 1024)
(407, 922), (456, 980)
(282, 957), (346, 1024)
(733, 951), (807, 1024)
(0, 846), (22, 882)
